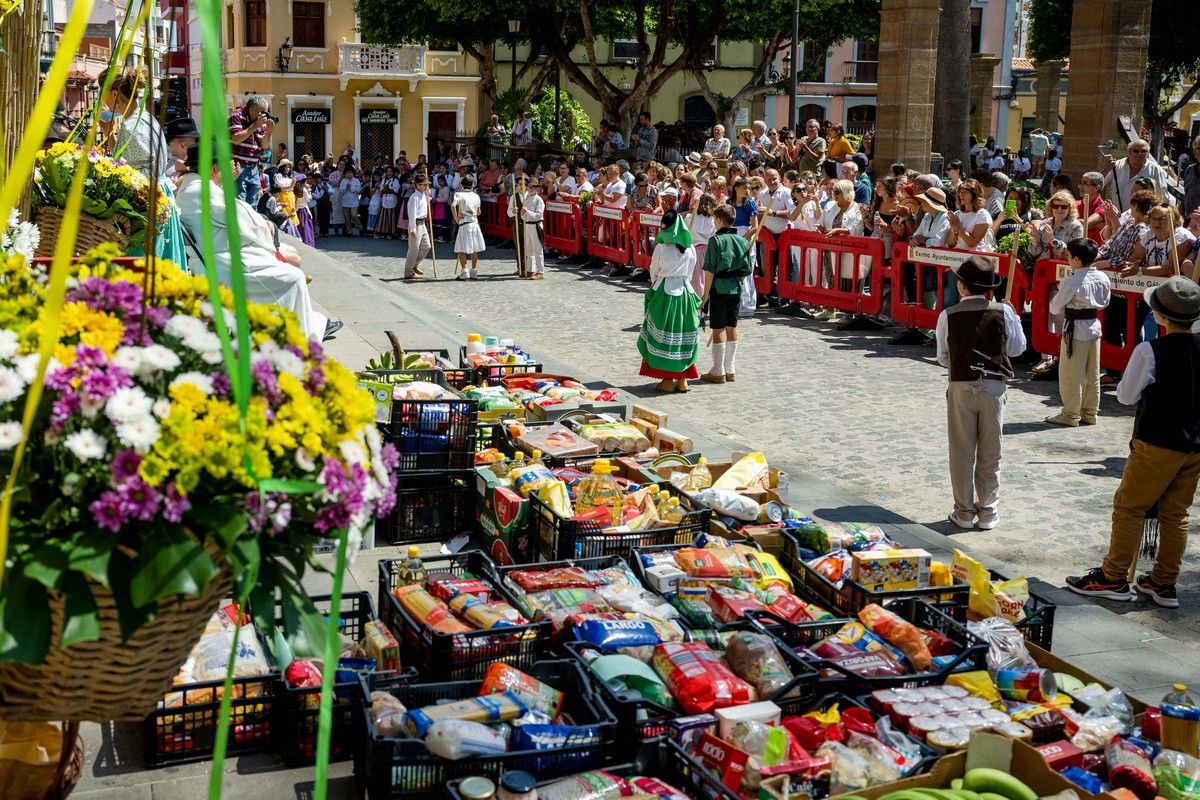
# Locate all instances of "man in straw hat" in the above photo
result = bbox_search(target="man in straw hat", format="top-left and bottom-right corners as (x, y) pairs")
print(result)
(1067, 276), (1200, 609)
(935, 255), (1027, 531)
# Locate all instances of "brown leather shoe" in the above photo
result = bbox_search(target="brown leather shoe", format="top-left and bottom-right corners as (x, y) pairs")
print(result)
(675, 379), (689, 393)
(725, 373), (736, 382)
(700, 372), (726, 384)
(404, 273), (423, 280)
(654, 379), (675, 393)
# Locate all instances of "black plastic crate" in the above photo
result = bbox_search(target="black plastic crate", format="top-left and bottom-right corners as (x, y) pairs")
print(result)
(490, 554), (634, 619)
(458, 344), (543, 386)
(780, 528), (971, 622)
(990, 570), (1057, 650)
(359, 659), (616, 799)
(377, 471), (475, 545)
(272, 592), (409, 765)
(629, 542), (769, 631)
(142, 617), (277, 768)
(378, 549), (551, 681)
(364, 369), (478, 473)
(531, 481), (711, 561)
(800, 692), (939, 777)
(749, 597), (987, 694)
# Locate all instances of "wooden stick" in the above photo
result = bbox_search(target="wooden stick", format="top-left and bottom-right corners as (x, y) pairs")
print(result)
(1170, 223), (1181, 276)
(425, 199), (437, 278)
(1004, 226), (1020, 306)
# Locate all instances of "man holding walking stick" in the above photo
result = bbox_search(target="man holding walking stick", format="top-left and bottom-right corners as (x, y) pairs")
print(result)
(404, 174), (431, 280)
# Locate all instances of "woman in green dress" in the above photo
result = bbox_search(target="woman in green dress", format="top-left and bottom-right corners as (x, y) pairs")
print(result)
(637, 210), (701, 393)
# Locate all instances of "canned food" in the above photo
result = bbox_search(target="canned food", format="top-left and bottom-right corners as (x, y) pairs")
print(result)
(996, 667), (1057, 703)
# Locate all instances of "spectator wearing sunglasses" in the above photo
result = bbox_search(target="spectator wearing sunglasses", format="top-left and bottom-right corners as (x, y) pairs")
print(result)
(1102, 139), (1171, 212)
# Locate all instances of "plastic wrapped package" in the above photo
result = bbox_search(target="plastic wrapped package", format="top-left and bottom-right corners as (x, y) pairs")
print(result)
(404, 691), (527, 736)
(692, 488), (760, 521)
(845, 731), (904, 783)
(674, 547), (757, 579)
(370, 691), (407, 737)
(393, 584), (472, 634)
(392, 381), (456, 400)
(537, 770), (629, 800)
(1153, 750), (1200, 800)
(1069, 712), (1127, 751)
(424, 719), (507, 760)
(479, 663), (564, 720)
(874, 717), (928, 774)
(651, 641), (757, 714)
(1106, 736), (1158, 800)
(967, 616), (1034, 674)
(508, 566), (600, 593)
(858, 604), (932, 670)
(723, 631), (795, 698)
(817, 741), (875, 794)
(1075, 685), (1135, 732)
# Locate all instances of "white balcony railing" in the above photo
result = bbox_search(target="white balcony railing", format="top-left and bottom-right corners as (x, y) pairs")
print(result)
(338, 42), (427, 88)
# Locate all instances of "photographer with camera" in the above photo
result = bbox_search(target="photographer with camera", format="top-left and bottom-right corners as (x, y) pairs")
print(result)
(229, 94), (276, 205)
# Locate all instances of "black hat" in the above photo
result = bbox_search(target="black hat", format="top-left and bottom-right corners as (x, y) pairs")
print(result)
(184, 143), (205, 171)
(165, 116), (199, 142)
(1145, 276), (1200, 325)
(953, 254), (1003, 290)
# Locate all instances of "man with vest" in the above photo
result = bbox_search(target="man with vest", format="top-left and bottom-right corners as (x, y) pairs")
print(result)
(935, 255), (1027, 531)
(1067, 277), (1200, 609)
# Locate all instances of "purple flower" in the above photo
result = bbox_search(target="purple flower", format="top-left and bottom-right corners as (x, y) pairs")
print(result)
(251, 359), (282, 405)
(90, 491), (127, 532)
(163, 484), (191, 523)
(74, 346), (108, 369)
(118, 477), (161, 521)
(210, 371), (232, 397)
(111, 449), (142, 484)
(50, 394), (81, 431)
(45, 366), (74, 391)
(304, 366), (325, 393)
(81, 369), (120, 402)
(246, 491), (289, 534)
(307, 341), (326, 366)
(380, 441), (400, 472)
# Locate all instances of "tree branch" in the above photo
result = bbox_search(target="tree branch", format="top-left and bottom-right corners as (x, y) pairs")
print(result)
(576, 0), (614, 105)
(1165, 74), (1200, 116)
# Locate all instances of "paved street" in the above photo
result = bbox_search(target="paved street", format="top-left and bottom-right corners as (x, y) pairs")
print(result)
(321, 233), (1200, 642)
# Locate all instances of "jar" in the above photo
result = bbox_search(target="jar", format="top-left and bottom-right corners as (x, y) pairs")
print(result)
(458, 776), (496, 800)
(497, 770), (537, 800)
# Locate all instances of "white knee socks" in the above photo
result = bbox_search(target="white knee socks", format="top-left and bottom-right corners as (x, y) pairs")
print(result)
(710, 342), (725, 375)
(724, 340), (738, 375)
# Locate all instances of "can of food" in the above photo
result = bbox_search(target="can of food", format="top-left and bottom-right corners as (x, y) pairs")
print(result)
(996, 666), (1058, 702)
(758, 501), (786, 523)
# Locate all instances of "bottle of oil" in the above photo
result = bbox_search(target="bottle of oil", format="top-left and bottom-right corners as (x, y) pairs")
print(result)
(396, 545), (426, 588)
(574, 458), (624, 526)
(686, 456), (713, 491)
(663, 496), (685, 524)
(656, 489), (673, 518)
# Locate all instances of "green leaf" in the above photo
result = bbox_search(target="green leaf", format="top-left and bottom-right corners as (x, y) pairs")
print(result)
(130, 526), (219, 608)
(0, 572), (51, 663)
(189, 503), (248, 552)
(108, 550), (158, 641)
(68, 529), (116, 584)
(23, 543), (69, 589)
(59, 574), (101, 649)
(256, 478), (320, 494)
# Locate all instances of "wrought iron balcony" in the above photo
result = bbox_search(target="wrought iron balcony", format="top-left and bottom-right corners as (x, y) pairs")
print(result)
(338, 42), (427, 89)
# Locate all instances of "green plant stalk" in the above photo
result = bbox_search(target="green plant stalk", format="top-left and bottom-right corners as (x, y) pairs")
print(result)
(206, 576), (254, 798)
(314, 528), (349, 800)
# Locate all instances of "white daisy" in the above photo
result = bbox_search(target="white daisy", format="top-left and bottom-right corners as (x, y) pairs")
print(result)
(116, 416), (161, 453)
(64, 429), (107, 461)
(20, 355), (57, 385)
(111, 346), (144, 376)
(200, 349), (224, 365)
(106, 386), (154, 423)
(79, 396), (104, 418)
(0, 330), (19, 360)
(140, 344), (181, 373)
(170, 372), (214, 395)
(164, 314), (206, 341)
(0, 421), (22, 450)
(339, 439), (367, 466)
(272, 349), (305, 378)
(295, 448), (316, 473)
(152, 398), (172, 419)
(0, 366), (25, 404)
(183, 331), (222, 354)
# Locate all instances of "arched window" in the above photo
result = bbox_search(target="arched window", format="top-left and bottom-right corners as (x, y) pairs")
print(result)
(797, 104), (825, 126)
(846, 104), (876, 137)
(682, 95), (716, 128)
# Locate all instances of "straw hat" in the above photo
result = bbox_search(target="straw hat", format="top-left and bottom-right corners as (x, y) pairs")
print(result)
(686, 152), (703, 167)
(919, 187), (948, 213)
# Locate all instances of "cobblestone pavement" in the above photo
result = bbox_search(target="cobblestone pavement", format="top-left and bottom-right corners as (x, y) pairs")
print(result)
(321, 233), (1200, 642)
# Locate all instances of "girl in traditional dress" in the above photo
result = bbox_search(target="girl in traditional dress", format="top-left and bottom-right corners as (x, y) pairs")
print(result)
(638, 210), (701, 393)
(452, 175), (486, 280)
(376, 166), (400, 238)
(294, 173), (316, 246)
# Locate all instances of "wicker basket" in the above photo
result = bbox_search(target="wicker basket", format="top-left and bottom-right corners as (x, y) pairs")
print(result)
(0, 557), (231, 722)
(33, 205), (132, 257)
(0, 720), (84, 800)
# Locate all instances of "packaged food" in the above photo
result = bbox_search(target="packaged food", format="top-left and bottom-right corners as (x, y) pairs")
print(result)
(651, 641), (756, 714)
(717, 700), (783, 739)
(576, 422), (651, 453)
(405, 690), (528, 737)
(424, 718), (508, 760)
(697, 729), (752, 791)
(537, 770), (629, 800)
(510, 462), (557, 497)
(859, 604), (932, 670)
(674, 547), (756, 579)
(808, 552), (849, 585)
(711, 451), (770, 493)
(510, 721), (603, 753)
(524, 587), (609, 617)
(724, 631), (796, 698)
(369, 690), (406, 737)
(574, 618), (664, 650)
(508, 566), (600, 592)
(748, 552), (793, 591)
(693, 488), (760, 521)
(1106, 736), (1158, 800)
(851, 549), (932, 591)
(393, 584), (472, 634)
(517, 423), (600, 459)
(629, 776), (690, 800)
(708, 586), (768, 624)
(360, 620), (401, 672)
(426, 576), (492, 603)
(953, 549), (1031, 623)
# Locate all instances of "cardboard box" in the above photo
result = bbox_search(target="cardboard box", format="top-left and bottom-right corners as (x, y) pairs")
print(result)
(831, 731), (1115, 800)
(1027, 642), (1146, 715)
(632, 403), (668, 429)
(851, 548), (932, 591)
(473, 465), (535, 565)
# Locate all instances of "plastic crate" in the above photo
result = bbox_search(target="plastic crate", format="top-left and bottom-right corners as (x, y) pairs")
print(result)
(991, 570), (1057, 650)
(780, 528), (971, 622)
(530, 481), (711, 561)
(490, 554), (636, 619)
(628, 542), (767, 631)
(142, 669), (277, 768)
(749, 597), (987, 694)
(272, 592), (412, 765)
(376, 470), (475, 545)
(457, 345), (544, 386)
(359, 659), (616, 799)
(802, 692), (939, 776)
(378, 550), (551, 681)
(364, 369), (478, 473)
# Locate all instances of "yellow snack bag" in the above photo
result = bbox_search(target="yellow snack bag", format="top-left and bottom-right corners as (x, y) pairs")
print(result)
(984, 576), (1029, 623)
(930, 561), (953, 587)
(536, 480), (574, 518)
(712, 452), (770, 493)
(952, 548), (993, 619)
(945, 670), (1002, 705)
(749, 552), (794, 592)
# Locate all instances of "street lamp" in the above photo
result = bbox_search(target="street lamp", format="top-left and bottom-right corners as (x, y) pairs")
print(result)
(277, 36), (293, 73)
(507, 19), (520, 90)
(788, 0), (799, 130)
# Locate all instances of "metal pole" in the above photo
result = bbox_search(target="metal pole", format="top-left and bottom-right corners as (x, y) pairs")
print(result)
(553, 64), (561, 149)
(511, 36), (517, 90)
(788, 0), (799, 130)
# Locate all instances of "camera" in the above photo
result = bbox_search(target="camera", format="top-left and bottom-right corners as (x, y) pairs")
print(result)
(264, 112), (279, 124)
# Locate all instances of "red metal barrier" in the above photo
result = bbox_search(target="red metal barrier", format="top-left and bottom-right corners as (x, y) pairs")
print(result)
(631, 211), (663, 271)
(1028, 258), (1161, 372)
(480, 193), (511, 241)
(773, 230), (885, 316)
(586, 204), (632, 265)
(889, 244), (1026, 330)
(543, 199), (582, 256)
(754, 228), (778, 297)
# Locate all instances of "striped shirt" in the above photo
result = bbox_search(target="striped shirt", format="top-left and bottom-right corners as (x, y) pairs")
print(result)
(229, 108), (264, 166)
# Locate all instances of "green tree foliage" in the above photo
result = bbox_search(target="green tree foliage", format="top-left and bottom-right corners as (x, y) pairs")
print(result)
(1027, 0), (1071, 63)
(528, 86), (594, 146)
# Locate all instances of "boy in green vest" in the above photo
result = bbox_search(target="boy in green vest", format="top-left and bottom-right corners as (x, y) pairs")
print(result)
(700, 204), (753, 383)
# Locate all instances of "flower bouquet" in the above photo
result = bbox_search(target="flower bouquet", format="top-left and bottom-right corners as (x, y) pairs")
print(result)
(32, 142), (169, 256)
(0, 245), (398, 721)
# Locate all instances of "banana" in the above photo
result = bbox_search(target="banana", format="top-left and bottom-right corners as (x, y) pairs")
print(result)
(962, 768), (1038, 800)
(880, 791), (944, 800)
(943, 789), (983, 800)
(950, 780), (964, 791)
(978, 793), (1011, 800)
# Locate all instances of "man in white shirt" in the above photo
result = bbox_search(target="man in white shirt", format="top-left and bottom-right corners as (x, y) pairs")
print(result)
(510, 110), (532, 147)
(1102, 139), (1170, 212)
(1045, 238), (1111, 427)
(1029, 129), (1049, 176)
(751, 120), (770, 150)
(758, 168), (794, 304)
(404, 174), (431, 279)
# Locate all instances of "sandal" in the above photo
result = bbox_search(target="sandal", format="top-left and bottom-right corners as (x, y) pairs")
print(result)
(654, 379), (676, 393)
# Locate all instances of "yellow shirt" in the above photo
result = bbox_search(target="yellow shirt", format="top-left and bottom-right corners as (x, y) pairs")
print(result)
(827, 136), (855, 161)
(276, 189), (300, 226)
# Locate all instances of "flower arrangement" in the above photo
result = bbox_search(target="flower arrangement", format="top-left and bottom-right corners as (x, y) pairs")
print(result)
(1, 209), (39, 264)
(0, 244), (398, 663)
(33, 142), (168, 241)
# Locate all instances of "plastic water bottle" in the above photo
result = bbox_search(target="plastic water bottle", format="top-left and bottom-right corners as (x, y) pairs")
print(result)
(686, 456), (713, 491)
(396, 546), (426, 588)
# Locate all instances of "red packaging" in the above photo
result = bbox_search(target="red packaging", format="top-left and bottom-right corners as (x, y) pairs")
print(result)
(1037, 740), (1084, 771)
(572, 506), (615, 526)
(696, 730), (749, 791)
(426, 577), (492, 603)
(507, 565), (599, 592)
(1142, 707), (1161, 741)
(707, 587), (768, 624)
(651, 641), (756, 714)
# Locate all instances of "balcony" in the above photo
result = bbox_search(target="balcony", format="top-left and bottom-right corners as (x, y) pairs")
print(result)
(338, 42), (427, 90)
(843, 59), (878, 84)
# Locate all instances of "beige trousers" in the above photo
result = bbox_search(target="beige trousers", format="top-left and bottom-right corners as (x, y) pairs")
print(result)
(947, 379), (1007, 521)
(404, 223), (431, 278)
(1058, 336), (1100, 422)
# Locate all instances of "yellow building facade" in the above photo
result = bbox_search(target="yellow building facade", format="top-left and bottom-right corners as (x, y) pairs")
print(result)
(213, 0), (482, 164)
